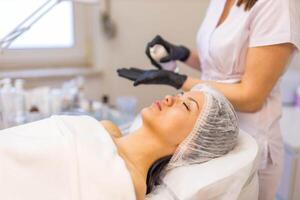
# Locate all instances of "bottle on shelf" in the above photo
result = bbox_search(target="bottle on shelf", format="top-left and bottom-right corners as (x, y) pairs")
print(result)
(0, 79), (16, 128)
(14, 79), (26, 125)
(101, 95), (110, 120)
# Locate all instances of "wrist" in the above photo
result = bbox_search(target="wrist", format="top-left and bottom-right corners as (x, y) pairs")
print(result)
(181, 77), (204, 91)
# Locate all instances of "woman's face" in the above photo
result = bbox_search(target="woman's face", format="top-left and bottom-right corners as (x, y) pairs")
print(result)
(141, 91), (204, 147)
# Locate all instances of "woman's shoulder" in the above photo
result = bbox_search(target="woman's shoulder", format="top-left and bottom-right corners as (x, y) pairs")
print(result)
(248, 0), (295, 27)
(251, 0), (290, 11)
(100, 120), (123, 138)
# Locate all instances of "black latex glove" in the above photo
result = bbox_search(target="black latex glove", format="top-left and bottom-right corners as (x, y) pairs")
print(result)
(116, 68), (144, 81)
(117, 67), (187, 89)
(145, 35), (191, 69)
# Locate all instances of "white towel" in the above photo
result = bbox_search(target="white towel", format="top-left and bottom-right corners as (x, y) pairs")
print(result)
(0, 115), (136, 200)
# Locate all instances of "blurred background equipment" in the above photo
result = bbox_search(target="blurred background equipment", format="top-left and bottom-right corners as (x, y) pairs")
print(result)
(0, 76), (137, 129)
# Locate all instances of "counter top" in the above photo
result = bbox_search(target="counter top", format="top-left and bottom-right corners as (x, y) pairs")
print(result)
(281, 106), (300, 152)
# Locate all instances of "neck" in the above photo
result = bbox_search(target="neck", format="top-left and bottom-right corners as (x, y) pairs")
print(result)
(115, 126), (174, 182)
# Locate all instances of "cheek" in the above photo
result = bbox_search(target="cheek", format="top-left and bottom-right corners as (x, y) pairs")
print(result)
(160, 109), (196, 142)
(173, 120), (195, 143)
(141, 106), (197, 146)
(140, 107), (162, 132)
(141, 107), (152, 126)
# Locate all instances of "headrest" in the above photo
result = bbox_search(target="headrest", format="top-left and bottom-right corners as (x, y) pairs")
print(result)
(161, 130), (259, 199)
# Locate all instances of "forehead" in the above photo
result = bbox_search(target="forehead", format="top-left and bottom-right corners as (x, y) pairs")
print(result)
(184, 91), (204, 100)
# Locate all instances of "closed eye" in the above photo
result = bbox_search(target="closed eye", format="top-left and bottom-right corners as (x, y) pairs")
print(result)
(183, 102), (190, 111)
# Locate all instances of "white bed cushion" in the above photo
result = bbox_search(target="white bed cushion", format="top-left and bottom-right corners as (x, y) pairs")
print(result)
(161, 130), (259, 199)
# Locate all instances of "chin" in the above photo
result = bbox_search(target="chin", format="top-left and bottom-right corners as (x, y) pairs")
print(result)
(141, 107), (151, 121)
(140, 106), (156, 128)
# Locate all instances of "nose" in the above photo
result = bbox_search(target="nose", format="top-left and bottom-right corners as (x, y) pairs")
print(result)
(164, 95), (175, 106)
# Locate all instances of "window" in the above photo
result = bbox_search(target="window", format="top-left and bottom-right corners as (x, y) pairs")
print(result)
(0, 0), (90, 69)
(0, 0), (74, 49)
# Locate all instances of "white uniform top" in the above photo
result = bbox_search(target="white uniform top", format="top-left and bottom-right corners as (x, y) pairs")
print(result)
(197, 0), (300, 168)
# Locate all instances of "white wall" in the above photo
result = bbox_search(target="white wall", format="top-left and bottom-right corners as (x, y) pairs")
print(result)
(18, 0), (300, 111)
(88, 0), (209, 110)
(0, 0), (209, 111)
(87, 0), (300, 110)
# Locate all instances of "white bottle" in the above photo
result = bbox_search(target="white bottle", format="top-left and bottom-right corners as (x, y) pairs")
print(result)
(0, 79), (15, 128)
(75, 76), (86, 110)
(14, 79), (26, 125)
(101, 95), (110, 119)
(49, 89), (63, 114)
(150, 44), (179, 73)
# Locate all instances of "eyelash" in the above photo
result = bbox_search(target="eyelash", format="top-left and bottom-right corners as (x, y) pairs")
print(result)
(183, 102), (190, 111)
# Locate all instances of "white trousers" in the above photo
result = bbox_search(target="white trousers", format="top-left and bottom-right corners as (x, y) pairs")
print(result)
(258, 133), (284, 200)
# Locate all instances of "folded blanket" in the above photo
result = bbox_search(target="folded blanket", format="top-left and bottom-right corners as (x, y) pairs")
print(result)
(0, 115), (136, 200)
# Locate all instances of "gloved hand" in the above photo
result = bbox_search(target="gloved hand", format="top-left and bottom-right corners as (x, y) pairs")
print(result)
(117, 67), (187, 89)
(116, 67), (144, 81)
(145, 35), (190, 69)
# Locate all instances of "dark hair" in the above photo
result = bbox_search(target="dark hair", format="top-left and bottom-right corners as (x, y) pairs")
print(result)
(146, 155), (172, 194)
(237, 0), (258, 11)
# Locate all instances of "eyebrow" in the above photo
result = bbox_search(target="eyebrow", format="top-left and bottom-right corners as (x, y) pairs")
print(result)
(187, 97), (200, 110)
(179, 92), (200, 110)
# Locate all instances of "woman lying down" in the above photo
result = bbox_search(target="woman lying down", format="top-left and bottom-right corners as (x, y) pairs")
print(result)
(0, 84), (238, 200)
